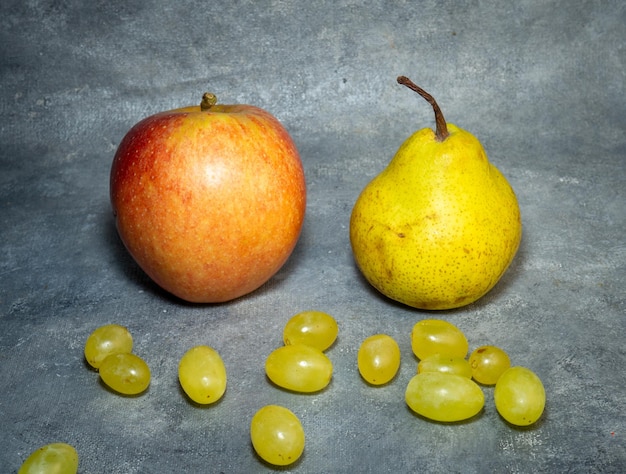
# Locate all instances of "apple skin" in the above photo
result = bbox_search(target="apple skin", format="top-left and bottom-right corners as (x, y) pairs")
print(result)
(110, 99), (306, 303)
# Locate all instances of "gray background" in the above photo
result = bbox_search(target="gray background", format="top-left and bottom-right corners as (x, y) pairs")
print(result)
(1, 0), (625, 472)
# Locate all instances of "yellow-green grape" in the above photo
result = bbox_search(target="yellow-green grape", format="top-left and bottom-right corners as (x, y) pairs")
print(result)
(265, 344), (332, 393)
(411, 319), (468, 360)
(99, 353), (150, 395)
(283, 310), (338, 351)
(84, 324), (133, 369)
(405, 372), (484, 422)
(250, 405), (305, 466)
(18, 442), (78, 474)
(178, 345), (227, 404)
(357, 334), (401, 385)
(494, 366), (545, 426)
(469, 345), (511, 385)
(417, 354), (472, 378)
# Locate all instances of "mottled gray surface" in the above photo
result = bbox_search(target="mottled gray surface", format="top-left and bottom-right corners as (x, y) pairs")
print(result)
(1, 1), (625, 472)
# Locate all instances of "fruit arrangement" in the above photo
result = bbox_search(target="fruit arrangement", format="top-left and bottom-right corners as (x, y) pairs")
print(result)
(62, 315), (544, 470)
(21, 312), (545, 470)
(18, 79), (544, 471)
(405, 319), (545, 425)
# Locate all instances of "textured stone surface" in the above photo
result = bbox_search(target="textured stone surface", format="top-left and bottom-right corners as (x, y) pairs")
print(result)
(1, 1), (625, 472)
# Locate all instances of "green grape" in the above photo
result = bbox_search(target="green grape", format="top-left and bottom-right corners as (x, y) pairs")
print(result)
(469, 345), (511, 385)
(250, 405), (305, 466)
(265, 344), (332, 393)
(84, 324), (133, 369)
(178, 345), (227, 404)
(405, 372), (484, 422)
(18, 442), (78, 474)
(417, 353), (472, 378)
(357, 334), (401, 385)
(494, 366), (545, 426)
(283, 310), (338, 351)
(411, 319), (468, 360)
(99, 353), (150, 395)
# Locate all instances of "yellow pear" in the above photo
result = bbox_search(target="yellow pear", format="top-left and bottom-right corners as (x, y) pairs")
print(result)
(350, 76), (522, 310)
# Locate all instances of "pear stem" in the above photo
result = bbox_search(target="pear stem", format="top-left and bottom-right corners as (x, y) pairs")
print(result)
(397, 76), (449, 142)
(200, 92), (218, 111)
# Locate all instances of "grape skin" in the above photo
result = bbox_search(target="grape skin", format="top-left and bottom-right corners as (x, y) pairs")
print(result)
(18, 442), (78, 474)
(84, 324), (133, 369)
(250, 405), (305, 466)
(265, 344), (332, 393)
(283, 310), (338, 351)
(405, 372), (484, 422)
(417, 354), (472, 378)
(411, 319), (468, 360)
(357, 334), (401, 385)
(469, 345), (511, 385)
(99, 352), (151, 395)
(494, 366), (545, 426)
(178, 345), (227, 404)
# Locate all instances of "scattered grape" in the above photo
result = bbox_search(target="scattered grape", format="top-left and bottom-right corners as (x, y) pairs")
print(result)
(411, 319), (468, 360)
(84, 324), (133, 369)
(250, 405), (305, 466)
(99, 352), (150, 395)
(178, 345), (227, 404)
(265, 344), (332, 393)
(417, 353), (472, 378)
(283, 310), (338, 351)
(18, 442), (78, 474)
(469, 345), (511, 385)
(357, 334), (401, 385)
(494, 366), (545, 426)
(405, 372), (484, 422)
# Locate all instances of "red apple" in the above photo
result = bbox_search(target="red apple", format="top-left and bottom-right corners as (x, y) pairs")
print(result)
(110, 93), (306, 303)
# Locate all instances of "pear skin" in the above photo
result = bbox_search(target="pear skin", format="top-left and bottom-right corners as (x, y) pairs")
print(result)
(349, 77), (521, 310)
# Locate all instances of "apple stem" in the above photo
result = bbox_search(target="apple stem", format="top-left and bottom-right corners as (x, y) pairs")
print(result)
(397, 76), (449, 142)
(201, 93), (218, 111)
